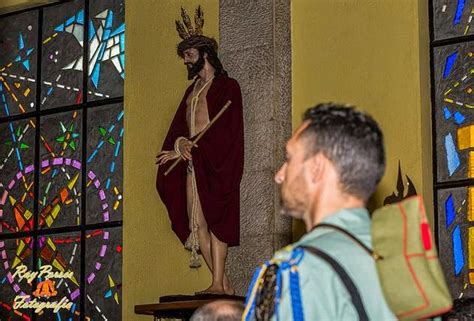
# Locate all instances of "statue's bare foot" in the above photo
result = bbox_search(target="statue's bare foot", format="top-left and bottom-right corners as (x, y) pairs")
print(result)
(223, 277), (235, 296)
(195, 285), (226, 295)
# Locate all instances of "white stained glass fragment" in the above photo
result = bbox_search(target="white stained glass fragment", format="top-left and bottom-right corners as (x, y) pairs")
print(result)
(73, 25), (84, 45)
(106, 40), (113, 49)
(103, 49), (110, 61)
(89, 39), (101, 75)
(95, 9), (108, 19)
(97, 25), (103, 39)
(111, 57), (123, 73)
(110, 45), (120, 58)
(74, 56), (83, 70)
(62, 56), (83, 71)
(89, 47), (101, 75)
(63, 60), (74, 70)
(90, 37), (100, 58)
(66, 25), (74, 33)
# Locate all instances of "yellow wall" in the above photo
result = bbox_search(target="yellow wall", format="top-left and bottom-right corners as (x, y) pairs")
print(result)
(123, 1), (218, 319)
(292, 0), (432, 220)
(0, 0), (50, 7)
(0, 0), (58, 14)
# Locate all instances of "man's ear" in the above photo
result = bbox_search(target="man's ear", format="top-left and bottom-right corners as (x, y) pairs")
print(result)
(307, 153), (325, 185)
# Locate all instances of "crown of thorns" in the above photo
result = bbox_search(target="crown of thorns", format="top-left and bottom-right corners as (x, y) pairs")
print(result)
(175, 6), (204, 40)
(175, 6), (219, 57)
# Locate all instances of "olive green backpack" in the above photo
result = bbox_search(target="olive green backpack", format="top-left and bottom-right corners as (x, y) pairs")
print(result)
(319, 196), (453, 320)
(371, 196), (452, 320)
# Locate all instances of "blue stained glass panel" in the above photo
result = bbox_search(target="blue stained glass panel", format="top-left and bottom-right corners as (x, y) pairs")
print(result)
(445, 194), (456, 228)
(452, 225), (465, 276)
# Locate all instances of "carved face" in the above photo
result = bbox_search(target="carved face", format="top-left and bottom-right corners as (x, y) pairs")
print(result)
(183, 48), (205, 80)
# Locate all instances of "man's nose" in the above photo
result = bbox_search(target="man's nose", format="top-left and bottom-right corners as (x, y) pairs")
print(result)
(274, 164), (285, 184)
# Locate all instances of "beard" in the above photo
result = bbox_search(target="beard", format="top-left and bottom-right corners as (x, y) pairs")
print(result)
(279, 197), (305, 219)
(278, 183), (307, 219)
(186, 54), (205, 80)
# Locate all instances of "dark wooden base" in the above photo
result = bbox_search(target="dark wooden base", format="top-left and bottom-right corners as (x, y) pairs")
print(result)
(134, 294), (246, 320)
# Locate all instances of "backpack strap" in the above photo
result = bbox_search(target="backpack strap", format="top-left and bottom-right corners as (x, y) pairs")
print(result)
(313, 223), (383, 260)
(299, 245), (369, 321)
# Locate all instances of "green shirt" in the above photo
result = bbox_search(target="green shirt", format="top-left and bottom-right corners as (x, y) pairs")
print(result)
(272, 208), (396, 321)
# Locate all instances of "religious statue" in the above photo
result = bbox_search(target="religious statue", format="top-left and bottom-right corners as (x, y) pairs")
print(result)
(156, 6), (244, 295)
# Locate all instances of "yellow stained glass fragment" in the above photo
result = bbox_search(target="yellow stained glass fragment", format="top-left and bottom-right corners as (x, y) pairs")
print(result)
(108, 274), (115, 287)
(51, 204), (60, 219)
(457, 125), (474, 150)
(469, 228), (474, 269)
(45, 215), (54, 227)
(47, 237), (57, 251)
(469, 188), (474, 222)
(52, 259), (64, 272)
(469, 151), (474, 178)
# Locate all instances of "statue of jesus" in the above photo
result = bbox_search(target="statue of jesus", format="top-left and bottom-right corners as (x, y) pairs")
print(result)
(156, 6), (244, 295)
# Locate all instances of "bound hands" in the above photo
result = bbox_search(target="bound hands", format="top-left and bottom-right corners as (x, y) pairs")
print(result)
(156, 137), (195, 165)
(156, 150), (179, 165)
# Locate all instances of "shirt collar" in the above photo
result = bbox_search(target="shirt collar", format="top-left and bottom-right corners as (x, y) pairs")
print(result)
(295, 207), (371, 247)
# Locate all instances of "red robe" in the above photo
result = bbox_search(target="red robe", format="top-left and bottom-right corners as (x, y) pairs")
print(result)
(156, 75), (244, 247)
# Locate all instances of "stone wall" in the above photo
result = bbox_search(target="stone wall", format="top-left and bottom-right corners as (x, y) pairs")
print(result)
(219, 0), (292, 295)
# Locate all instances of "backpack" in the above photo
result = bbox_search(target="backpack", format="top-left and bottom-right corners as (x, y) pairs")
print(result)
(370, 195), (452, 319)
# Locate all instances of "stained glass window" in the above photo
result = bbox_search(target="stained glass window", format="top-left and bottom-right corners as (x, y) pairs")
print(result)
(431, 0), (474, 302)
(0, 0), (124, 320)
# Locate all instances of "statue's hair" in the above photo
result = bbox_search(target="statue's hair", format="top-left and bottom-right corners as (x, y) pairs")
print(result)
(177, 35), (227, 76)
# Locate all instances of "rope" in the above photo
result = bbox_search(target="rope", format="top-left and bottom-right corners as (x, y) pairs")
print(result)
(185, 76), (213, 268)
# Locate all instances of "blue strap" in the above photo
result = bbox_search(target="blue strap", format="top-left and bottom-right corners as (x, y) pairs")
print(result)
(273, 248), (305, 321)
(244, 262), (269, 321)
(245, 264), (264, 305)
(290, 266), (304, 321)
(245, 249), (306, 321)
(289, 248), (305, 321)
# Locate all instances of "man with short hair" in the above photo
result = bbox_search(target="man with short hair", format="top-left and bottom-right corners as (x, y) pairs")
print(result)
(191, 300), (244, 321)
(156, 7), (243, 295)
(243, 103), (395, 320)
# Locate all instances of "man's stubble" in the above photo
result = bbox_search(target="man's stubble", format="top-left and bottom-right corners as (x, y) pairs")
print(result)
(279, 171), (309, 220)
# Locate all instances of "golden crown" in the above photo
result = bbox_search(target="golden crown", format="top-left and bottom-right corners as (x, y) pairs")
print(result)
(175, 6), (204, 40)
